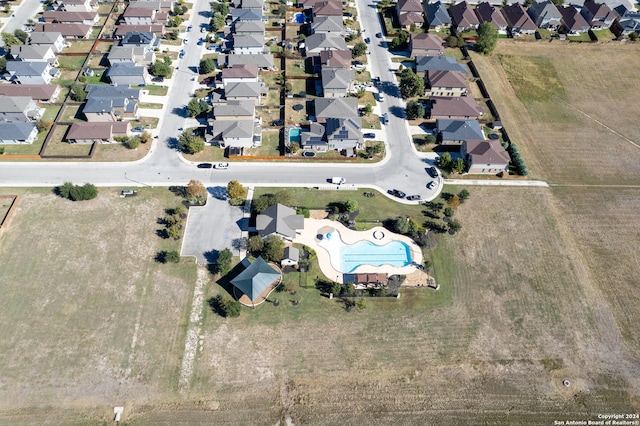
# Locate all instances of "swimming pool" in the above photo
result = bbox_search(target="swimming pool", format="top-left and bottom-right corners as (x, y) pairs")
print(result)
(289, 127), (301, 143)
(293, 12), (305, 24)
(341, 240), (412, 273)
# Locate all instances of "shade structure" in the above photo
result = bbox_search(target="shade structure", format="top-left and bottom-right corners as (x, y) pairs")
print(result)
(230, 257), (281, 303)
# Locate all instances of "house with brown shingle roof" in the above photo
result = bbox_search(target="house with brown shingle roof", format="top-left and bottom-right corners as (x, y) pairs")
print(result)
(448, 1), (480, 32)
(501, 3), (537, 35)
(396, 0), (425, 30)
(312, 0), (342, 17)
(527, 0), (562, 30)
(313, 49), (351, 72)
(409, 33), (444, 58)
(559, 5), (590, 34)
(42, 10), (99, 25)
(123, 7), (156, 25)
(221, 64), (259, 86)
(34, 23), (92, 38)
(462, 139), (510, 174)
(425, 70), (470, 97)
(428, 96), (484, 120)
(474, 2), (508, 33)
(66, 122), (130, 144)
(0, 84), (61, 103)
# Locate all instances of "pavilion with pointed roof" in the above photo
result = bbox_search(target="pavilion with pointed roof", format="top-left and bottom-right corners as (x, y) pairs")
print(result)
(230, 256), (282, 306)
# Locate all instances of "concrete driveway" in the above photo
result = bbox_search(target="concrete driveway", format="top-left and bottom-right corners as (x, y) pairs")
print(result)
(181, 187), (246, 264)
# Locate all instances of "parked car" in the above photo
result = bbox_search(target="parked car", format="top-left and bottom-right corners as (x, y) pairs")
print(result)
(426, 166), (438, 178)
(179, 49), (185, 58)
(388, 189), (406, 198)
(201, 26), (208, 33)
(330, 177), (346, 184)
(364, 37), (370, 43)
(381, 113), (388, 124)
(215, 162), (229, 169)
(426, 181), (435, 189)
(186, 25), (192, 32)
(363, 132), (375, 139)
(131, 126), (144, 132)
(197, 39), (204, 45)
(120, 189), (137, 198)
(197, 163), (213, 169)
(406, 195), (421, 201)
(373, 77), (380, 87)
(151, 76), (164, 82)
(376, 32), (382, 38)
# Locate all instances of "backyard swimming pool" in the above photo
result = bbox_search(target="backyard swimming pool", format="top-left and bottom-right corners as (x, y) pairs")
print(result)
(293, 12), (306, 24)
(288, 127), (301, 143)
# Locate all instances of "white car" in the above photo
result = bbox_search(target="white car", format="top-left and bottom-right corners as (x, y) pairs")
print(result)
(215, 162), (229, 169)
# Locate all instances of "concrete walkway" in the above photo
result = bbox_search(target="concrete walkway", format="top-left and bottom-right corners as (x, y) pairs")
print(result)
(445, 179), (549, 187)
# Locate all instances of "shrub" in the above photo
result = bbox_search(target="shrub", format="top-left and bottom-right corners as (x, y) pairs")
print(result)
(247, 235), (264, 255)
(127, 136), (141, 149)
(217, 248), (233, 275)
(211, 295), (241, 317)
(458, 189), (470, 201)
(405, 100), (425, 120)
(56, 182), (98, 201)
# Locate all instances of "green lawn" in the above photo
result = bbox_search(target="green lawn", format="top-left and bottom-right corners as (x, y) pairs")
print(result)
(568, 32), (592, 41)
(244, 129), (282, 156)
(137, 85), (168, 96)
(497, 54), (564, 102)
(58, 105), (83, 122)
(591, 28), (615, 41)
(138, 102), (163, 109)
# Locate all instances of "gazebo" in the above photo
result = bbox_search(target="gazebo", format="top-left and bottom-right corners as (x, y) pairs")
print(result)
(230, 256), (282, 306)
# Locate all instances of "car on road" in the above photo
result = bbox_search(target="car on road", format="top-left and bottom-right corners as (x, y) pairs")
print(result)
(406, 195), (421, 201)
(330, 177), (346, 184)
(207, 44), (220, 51)
(381, 113), (388, 124)
(302, 151), (316, 157)
(179, 49), (185, 58)
(376, 32), (382, 38)
(197, 39), (204, 45)
(215, 162), (229, 169)
(426, 181), (436, 189)
(388, 189), (406, 198)
(197, 163), (213, 169)
(201, 26), (208, 33)
(186, 25), (192, 32)
(364, 37), (370, 43)
(363, 132), (375, 139)
(426, 166), (438, 178)
(373, 77), (380, 87)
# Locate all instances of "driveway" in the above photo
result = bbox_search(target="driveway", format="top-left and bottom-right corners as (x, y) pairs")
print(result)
(181, 187), (246, 264)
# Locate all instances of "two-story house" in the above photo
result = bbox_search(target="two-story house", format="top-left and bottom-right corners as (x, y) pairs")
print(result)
(106, 63), (148, 86)
(10, 45), (58, 66)
(559, 5), (590, 34)
(424, 1), (451, 31)
(5, 61), (60, 84)
(28, 32), (66, 53)
(232, 34), (265, 55)
(0, 96), (43, 122)
(474, 2), (508, 33)
(123, 7), (156, 25)
(409, 33), (444, 58)
(501, 3), (537, 35)
(527, 0), (562, 29)
(396, 0), (425, 31)
(83, 85), (140, 122)
(448, 1), (480, 32)
(462, 139), (510, 174)
(304, 33), (347, 56)
(320, 68), (355, 98)
(580, 0), (618, 29)
(209, 100), (260, 149)
(54, 0), (95, 12)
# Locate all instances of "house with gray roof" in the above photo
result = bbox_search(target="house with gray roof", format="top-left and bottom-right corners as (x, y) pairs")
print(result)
(448, 1), (479, 32)
(225, 53), (275, 70)
(239, 0), (263, 9)
(0, 96), (43, 122)
(66, 121), (130, 143)
(500, 3), (537, 34)
(210, 119), (256, 148)
(559, 5), (590, 34)
(311, 15), (343, 34)
(580, 0), (618, 29)
(312, 49), (351, 72)
(10, 45), (58, 65)
(42, 10), (98, 24)
(0, 84), (61, 102)
(211, 100), (255, 122)
(304, 33), (348, 55)
(107, 45), (155, 66)
(114, 24), (165, 37)
(474, 2), (508, 33)
(428, 96), (484, 120)
(396, 0), (425, 30)
(106, 62), (148, 86)
(233, 20), (265, 35)
(314, 97), (359, 120)
(256, 204), (305, 241)
(5, 61), (60, 85)
(28, 31), (66, 53)
(0, 122), (38, 144)
(300, 118), (363, 154)
(224, 81), (266, 105)
(83, 84), (140, 121)
(230, 256), (281, 305)
(424, 1), (452, 31)
(53, 0), (95, 12)
(231, 8), (264, 22)
(462, 139), (510, 174)
(321, 68), (355, 98)
(409, 33), (444, 58)
(126, 0), (172, 12)
(437, 118), (484, 144)
(615, 9), (640, 35)
(121, 31), (157, 47)
(232, 34), (265, 54)
(415, 56), (467, 74)
(281, 246), (300, 267)
(527, 0), (562, 29)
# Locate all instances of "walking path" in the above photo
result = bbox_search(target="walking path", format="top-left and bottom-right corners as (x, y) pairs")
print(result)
(445, 179), (549, 187)
(178, 265), (207, 391)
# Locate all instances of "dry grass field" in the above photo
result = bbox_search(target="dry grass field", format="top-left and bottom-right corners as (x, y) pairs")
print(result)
(0, 42), (639, 424)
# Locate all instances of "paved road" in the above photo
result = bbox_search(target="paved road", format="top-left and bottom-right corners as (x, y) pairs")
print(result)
(0, 0), (42, 50)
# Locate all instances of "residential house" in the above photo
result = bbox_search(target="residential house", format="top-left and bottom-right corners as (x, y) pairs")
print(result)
(239, 0), (263, 9)
(320, 68), (355, 98)
(0, 122), (39, 144)
(221, 64), (259, 86)
(303, 97), (362, 154)
(304, 33), (348, 55)
(409, 33), (444, 58)
(54, 0), (94, 12)
(212, 99), (255, 121)
(580, 0), (618, 29)
(5, 61), (60, 85)
(474, 2), (508, 33)
(311, 15), (343, 34)
(0, 96), (43, 122)
(559, 6), (590, 34)
(233, 21), (265, 35)
(231, 8), (264, 23)
(314, 97), (358, 121)
(448, 1), (480, 32)
(424, 1), (452, 31)
(10, 45), (58, 65)
(66, 121), (130, 143)
(83, 84), (140, 121)
(281, 246), (299, 267)
(256, 204), (305, 241)
(462, 139), (510, 174)
(501, 3), (537, 35)
(312, 49), (351, 72)
(415, 56), (468, 74)
(230, 256), (281, 305)
(428, 96), (484, 120)
(42, 10), (99, 25)
(224, 82), (266, 105)
(225, 53), (275, 70)
(312, 0), (342, 18)
(210, 119), (257, 148)
(107, 45), (155, 66)
(114, 24), (165, 38)
(613, 8), (640, 35)
(436, 118), (484, 144)
(121, 31), (158, 48)
(34, 23), (92, 38)
(527, 0), (562, 30)
(425, 70), (470, 97)
(0, 84), (61, 103)
(233, 34), (265, 54)
(28, 32), (66, 53)
(122, 7), (156, 25)
(126, 0), (172, 13)
(396, 0), (425, 30)
(106, 62), (148, 86)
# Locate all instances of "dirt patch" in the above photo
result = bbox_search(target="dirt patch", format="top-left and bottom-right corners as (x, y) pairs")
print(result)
(309, 209), (328, 219)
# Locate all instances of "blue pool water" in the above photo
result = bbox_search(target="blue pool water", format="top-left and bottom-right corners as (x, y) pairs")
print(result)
(340, 240), (412, 273)
(289, 127), (301, 143)
(294, 12), (305, 24)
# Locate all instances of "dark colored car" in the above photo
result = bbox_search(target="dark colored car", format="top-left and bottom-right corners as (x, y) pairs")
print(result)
(179, 49), (185, 58)
(364, 37), (370, 44)
(363, 133), (376, 139)
(406, 195), (421, 201)
(426, 181), (436, 190)
(426, 166), (438, 178)
(197, 163), (213, 169)
(388, 189), (406, 198)
(376, 32), (382, 38)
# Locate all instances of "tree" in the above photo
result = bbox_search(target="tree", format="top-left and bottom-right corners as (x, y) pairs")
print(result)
(444, 207), (454, 217)
(186, 179), (206, 199)
(437, 152), (452, 168)
(289, 142), (300, 153)
(448, 219), (462, 234)
(629, 32), (639, 41)
(458, 189), (470, 201)
(247, 235), (264, 255)
(0, 57), (6, 73)
(217, 248), (233, 275)
(392, 216), (410, 234)
(166, 250), (180, 263)
(70, 83), (87, 102)
(447, 194), (461, 210)
(187, 98), (207, 117)
(363, 103), (373, 115)
(140, 131), (153, 144)
(127, 136), (141, 149)
(423, 258), (432, 272)
(344, 199), (358, 213)
(213, 295), (241, 317)
(2, 33), (20, 47)
(14, 29), (29, 44)
(446, 35), (464, 48)
(391, 30), (409, 49)
(57, 182), (74, 199)
(211, 14), (225, 32)
(227, 180), (247, 201)
(36, 119), (53, 133)
(199, 58), (216, 74)
(57, 183), (98, 201)
(476, 22), (498, 55)
(352, 41), (367, 58)
(179, 132), (205, 154)
(149, 60), (171, 78)
(405, 100), (425, 120)
(452, 158), (465, 174)
(399, 68), (424, 99)
(355, 88), (366, 98)
(167, 225), (181, 239)
(263, 235), (285, 262)
(425, 134), (436, 144)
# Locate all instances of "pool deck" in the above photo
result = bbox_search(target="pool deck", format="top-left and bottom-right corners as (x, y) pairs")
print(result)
(294, 218), (423, 284)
